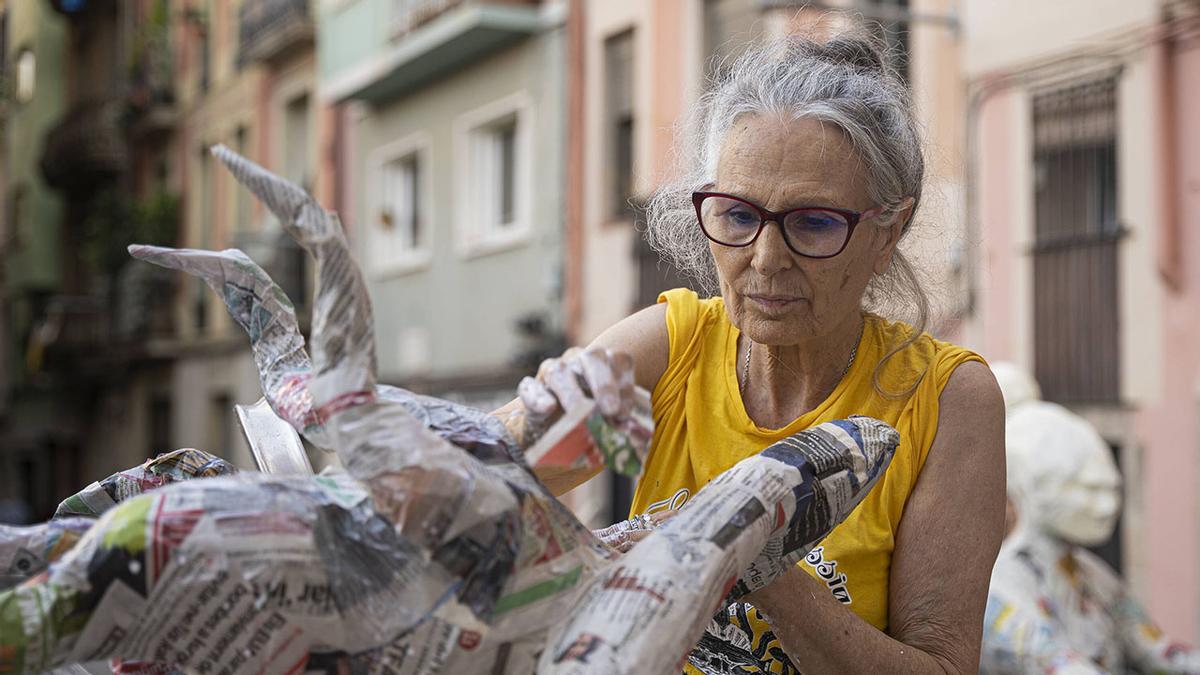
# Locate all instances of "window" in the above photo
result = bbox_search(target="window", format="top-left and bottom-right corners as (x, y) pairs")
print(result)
(368, 134), (431, 276)
(284, 94), (311, 190)
(234, 126), (252, 232)
(209, 393), (233, 459)
(194, 144), (213, 335)
(193, 0), (216, 93)
(456, 94), (533, 256)
(475, 115), (519, 231)
(1032, 77), (1121, 403)
(6, 185), (27, 250)
(0, 12), (7, 78)
(149, 394), (172, 456)
(384, 154), (422, 249)
(703, 0), (764, 76)
(605, 30), (635, 220)
(15, 48), (35, 103)
(861, 0), (910, 82)
(276, 94), (312, 314)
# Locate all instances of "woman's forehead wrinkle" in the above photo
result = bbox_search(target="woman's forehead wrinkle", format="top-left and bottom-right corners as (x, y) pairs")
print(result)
(717, 115), (867, 210)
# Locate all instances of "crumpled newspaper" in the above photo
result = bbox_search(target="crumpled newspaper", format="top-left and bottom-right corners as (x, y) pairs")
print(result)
(55, 449), (237, 518)
(0, 146), (900, 675)
(0, 518), (94, 590)
(1, 449), (236, 594)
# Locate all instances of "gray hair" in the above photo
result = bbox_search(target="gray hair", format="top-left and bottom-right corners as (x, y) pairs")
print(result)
(645, 28), (930, 348)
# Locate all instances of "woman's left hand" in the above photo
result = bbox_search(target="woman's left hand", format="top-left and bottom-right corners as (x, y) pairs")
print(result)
(592, 509), (678, 553)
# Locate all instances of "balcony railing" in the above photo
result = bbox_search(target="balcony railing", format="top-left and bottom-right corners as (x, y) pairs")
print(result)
(238, 0), (314, 66)
(32, 272), (177, 377)
(41, 99), (129, 193)
(391, 0), (462, 35)
(127, 3), (176, 138)
(389, 0), (538, 37)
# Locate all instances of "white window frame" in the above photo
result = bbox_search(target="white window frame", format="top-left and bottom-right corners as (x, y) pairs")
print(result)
(15, 48), (36, 104)
(453, 92), (534, 258)
(366, 131), (434, 278)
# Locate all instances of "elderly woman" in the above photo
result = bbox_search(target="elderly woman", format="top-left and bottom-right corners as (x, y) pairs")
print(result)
(497, 29), (1005, 674)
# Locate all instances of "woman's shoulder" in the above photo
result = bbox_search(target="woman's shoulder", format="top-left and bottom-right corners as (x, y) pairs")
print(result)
(659, 287), (726, 318)
(657, 288), (730, 345)
(863, 314), (985, 395)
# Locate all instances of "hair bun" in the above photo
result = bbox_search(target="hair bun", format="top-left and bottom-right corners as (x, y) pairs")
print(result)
(822, 35), (888, 74)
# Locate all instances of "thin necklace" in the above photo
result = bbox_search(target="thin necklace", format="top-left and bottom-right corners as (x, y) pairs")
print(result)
(741, 325), (862, 393)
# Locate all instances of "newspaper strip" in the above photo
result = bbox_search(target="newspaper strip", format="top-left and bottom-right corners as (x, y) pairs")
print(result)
(55, 449), (236, 519)
(539, 417), (898, 675)
(0, 518), (93, 590)
(524, 394), (652, 491)
(128, 244), (332, 450)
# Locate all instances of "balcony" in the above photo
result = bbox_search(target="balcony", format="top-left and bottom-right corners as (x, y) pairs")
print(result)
(320, 0), (543, 103)
(238, 0), (315, 67)
(40, 99), (130, 194)
(127, 9), (176, 139)
(31, 269), (178, 379)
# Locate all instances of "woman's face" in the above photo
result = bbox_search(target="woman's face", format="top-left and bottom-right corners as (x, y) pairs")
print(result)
(710, 114), (904, 347)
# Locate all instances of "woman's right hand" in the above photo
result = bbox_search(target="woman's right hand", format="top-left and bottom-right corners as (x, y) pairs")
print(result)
(515, 345), (638, 444)
(520, 345), (637, 417)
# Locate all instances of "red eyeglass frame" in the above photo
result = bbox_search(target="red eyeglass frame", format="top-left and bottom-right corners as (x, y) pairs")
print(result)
(691, 191), (886, 259)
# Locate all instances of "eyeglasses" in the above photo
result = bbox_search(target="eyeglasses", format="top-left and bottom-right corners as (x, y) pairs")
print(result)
(692, 191), (886, 259)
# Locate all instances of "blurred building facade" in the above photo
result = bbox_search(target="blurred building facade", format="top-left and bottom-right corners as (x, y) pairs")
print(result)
(0, 0), (339, 520)
(164, 0), (332, 474)
(963, 0), (1200, 641)
(317, 0), (570, 413)
(0, 0), (69, 521)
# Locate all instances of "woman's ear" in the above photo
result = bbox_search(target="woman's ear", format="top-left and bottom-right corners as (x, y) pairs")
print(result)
(871, 197), (916, 276)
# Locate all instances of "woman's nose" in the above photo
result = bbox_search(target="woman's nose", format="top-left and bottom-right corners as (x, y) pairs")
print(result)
(750, 221), (795, 275)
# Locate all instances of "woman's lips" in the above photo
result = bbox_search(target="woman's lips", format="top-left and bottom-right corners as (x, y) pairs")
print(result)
(748, 294), (802, 311)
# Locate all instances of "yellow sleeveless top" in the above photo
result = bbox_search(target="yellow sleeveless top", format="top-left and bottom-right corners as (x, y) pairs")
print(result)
(630, 289), (983, 673)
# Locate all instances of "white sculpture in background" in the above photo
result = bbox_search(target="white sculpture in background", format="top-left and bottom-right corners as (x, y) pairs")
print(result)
(981, 363), (1200, 674)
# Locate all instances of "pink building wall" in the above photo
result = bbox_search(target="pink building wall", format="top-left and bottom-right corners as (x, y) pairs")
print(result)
(973, 91), (1020, 362)
(1134, 35), (1200, 639)
(972, 27), (1200, 642)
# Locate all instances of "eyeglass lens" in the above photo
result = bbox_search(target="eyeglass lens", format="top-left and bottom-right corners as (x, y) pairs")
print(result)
(699, 195), (850, 257)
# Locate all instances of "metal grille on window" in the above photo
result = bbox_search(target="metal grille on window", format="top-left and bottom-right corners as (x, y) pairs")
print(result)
(1032, 77), (1121, 404)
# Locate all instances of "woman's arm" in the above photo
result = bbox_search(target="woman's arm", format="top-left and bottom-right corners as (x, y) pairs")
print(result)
(491, 302), (670, 496)
(744, 360), (1006, 673)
